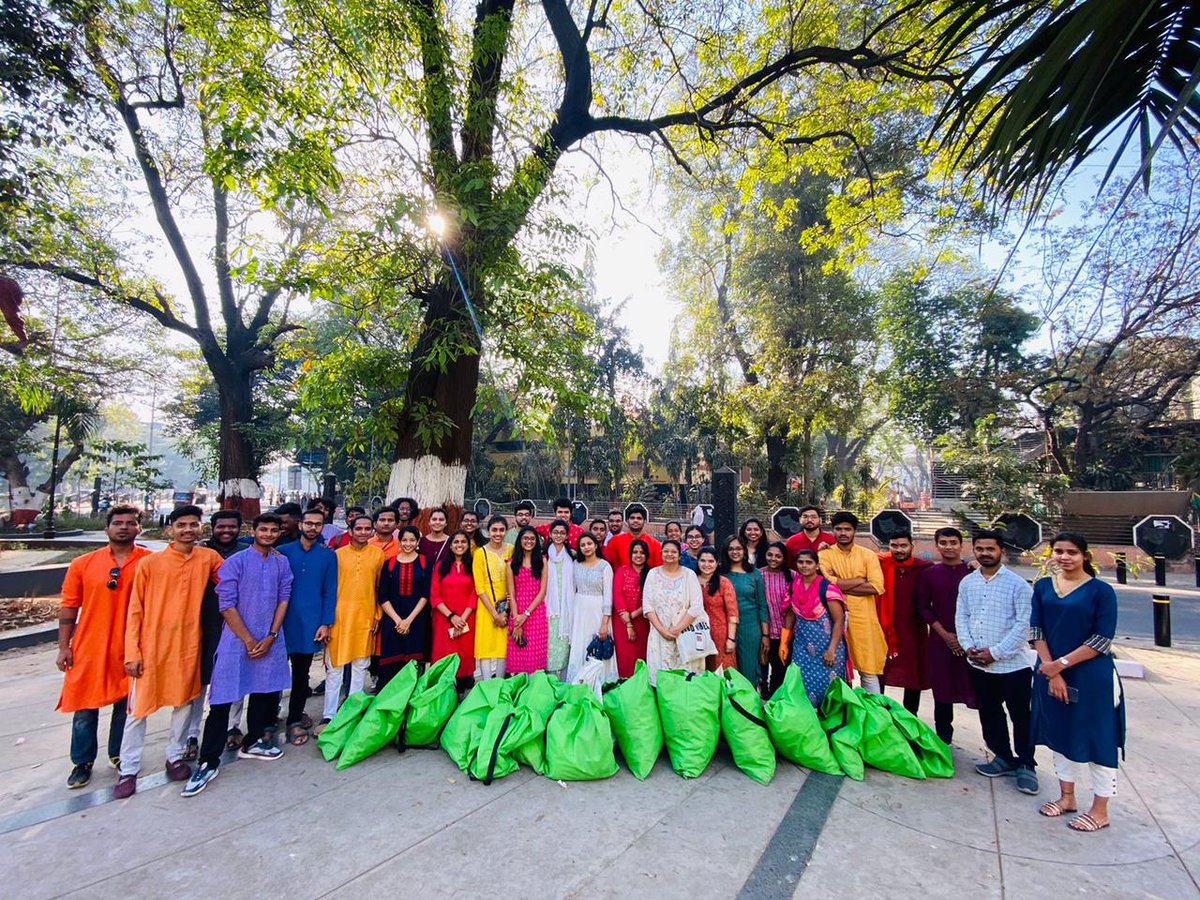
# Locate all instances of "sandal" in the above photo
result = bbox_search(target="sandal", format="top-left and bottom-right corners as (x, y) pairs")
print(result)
(288, 725), (310, 746)
(1068, 813), (1110, 833)
(1039, 799), (1077, 818)
(312, 718), (331, 736)
(182, 737), (199, 762)
(300, 713), (314, 730)
(225, 728), (244, 751)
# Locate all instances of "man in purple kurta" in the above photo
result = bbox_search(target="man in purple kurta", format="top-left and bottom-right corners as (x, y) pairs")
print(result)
(183, 514), (293, 797)
(916, 527), (977, 745)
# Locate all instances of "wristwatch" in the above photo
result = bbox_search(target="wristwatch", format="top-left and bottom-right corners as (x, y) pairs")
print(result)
(1057, 656), (1070, 668)
(267, 631), (279, 639)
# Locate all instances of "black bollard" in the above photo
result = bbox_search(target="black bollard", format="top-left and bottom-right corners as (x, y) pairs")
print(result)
(1115, 552), (1127, 585)
(1155, 555), (1167, 587)
(1194, 555), (1200, 589)
(1153, 594), (1172, 648)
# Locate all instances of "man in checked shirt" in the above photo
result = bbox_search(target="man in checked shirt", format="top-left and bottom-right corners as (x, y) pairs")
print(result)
(956, 529), (1039, 796)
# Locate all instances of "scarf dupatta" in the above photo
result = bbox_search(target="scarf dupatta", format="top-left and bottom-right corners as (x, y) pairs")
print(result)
(546, 544), (575, 634)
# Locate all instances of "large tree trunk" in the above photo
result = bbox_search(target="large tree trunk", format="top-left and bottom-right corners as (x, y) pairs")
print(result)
(214, 364), (262, 518)
(388, 281), (480, 508)
(1, 438), (86, 526)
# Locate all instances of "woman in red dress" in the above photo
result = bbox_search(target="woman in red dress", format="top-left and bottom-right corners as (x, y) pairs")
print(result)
(613, 539), (651, 678)
(696, 546), (739, 672)
(430, 531), (478, 693)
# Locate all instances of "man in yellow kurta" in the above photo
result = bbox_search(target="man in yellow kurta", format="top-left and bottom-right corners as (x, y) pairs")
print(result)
(321, 514), (384, 725)
(473, 516), (512, 681)
(819, 511), (887, 693)
(115, 505), (223, 799)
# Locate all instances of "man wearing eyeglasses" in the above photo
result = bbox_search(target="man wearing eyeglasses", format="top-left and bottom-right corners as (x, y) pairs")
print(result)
(56, 505), (151, 790)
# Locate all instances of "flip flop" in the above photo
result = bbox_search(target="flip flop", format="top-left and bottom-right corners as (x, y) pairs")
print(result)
(1039, 800), (1077, 818)
(225, 728), (244, 751)
(1068, 813), (1110, 833)
(288, 725), (310, 746)
(300, 713), (314, 730)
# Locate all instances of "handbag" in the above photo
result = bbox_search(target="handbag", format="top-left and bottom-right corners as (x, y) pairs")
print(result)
(586, 634), (615, 661)
(678, 612), (717, 663)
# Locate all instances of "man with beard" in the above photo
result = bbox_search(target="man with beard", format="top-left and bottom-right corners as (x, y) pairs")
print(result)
(879, 531), (932, 714)
(916, 527), (977, 744)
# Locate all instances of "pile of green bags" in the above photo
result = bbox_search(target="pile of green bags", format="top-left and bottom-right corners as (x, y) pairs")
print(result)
(321, 659), (955, 785)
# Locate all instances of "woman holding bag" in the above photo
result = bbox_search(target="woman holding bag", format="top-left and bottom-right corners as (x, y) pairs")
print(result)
(544, 520), (575, 678)
(565, 532), (617, 693)
(644, 540), (710, 685)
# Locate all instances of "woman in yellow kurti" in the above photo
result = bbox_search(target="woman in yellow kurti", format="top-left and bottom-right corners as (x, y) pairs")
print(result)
(473, 516), (513, 680)
(818, 511), (887, 693)
(321, 516), (385, 725)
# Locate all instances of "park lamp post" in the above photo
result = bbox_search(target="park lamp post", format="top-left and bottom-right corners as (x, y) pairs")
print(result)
(43, 397), (63, 540)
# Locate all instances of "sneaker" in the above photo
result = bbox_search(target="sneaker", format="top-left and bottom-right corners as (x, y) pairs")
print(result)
(182, 737), (199, 761)
(237, 739), (284, 761)
(165, 759), (191, 782)
(975, 757), (1017, 778)
(107, 755), (120, 769)
(181, 764), (219, 798)
(113, 774), (137, 799)
(1016, 767), (1040, 795)
(66, 763), (92, 789)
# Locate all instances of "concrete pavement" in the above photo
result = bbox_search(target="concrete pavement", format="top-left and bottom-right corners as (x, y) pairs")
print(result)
(1, 645), (1197, 899)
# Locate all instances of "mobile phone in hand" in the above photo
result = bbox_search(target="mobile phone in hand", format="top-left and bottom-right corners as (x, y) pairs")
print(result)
(1065, 686), (1079, 703)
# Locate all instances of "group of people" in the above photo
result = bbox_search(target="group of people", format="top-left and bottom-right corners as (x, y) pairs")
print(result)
(54, 498), (1125, 831)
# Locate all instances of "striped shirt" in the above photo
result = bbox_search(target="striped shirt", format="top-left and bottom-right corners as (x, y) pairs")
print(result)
(954, 566), (1033, 674)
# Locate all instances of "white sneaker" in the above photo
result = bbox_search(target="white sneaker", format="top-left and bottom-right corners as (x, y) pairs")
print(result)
(237, 739), (283, 761)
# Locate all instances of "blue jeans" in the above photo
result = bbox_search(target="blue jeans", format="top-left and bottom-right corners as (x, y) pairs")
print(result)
(70, 698), (128, 766)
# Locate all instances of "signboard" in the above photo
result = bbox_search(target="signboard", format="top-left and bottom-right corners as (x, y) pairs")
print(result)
(1133, 514), (1194, 560)
(296, 450), (328, 468)
(691, 504), (715, 536)
(172, 491), (195, 507)
(994, 512), (1043, 551)
(472, 498), (492, 520)
(570, 500), (588, 526)
(771, 506), (802, 539)
(870, 509), (913, 545)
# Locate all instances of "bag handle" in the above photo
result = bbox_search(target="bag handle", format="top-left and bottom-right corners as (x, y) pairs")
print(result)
(727, 693), (768, 730)
(467, 711), (515, 786)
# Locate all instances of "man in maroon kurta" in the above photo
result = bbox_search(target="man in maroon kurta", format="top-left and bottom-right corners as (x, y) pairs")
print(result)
(880, 532), (932, 714)
(916, 527), (978, 744)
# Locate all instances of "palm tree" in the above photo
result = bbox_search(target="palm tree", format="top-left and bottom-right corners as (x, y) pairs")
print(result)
(935, 1), (1200, 204)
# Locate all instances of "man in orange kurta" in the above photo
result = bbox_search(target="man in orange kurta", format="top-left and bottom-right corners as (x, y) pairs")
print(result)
(56, 505), (152, 789)
(114, 505), (223, 799)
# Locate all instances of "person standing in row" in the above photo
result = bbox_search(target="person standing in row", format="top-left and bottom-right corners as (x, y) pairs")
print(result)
(721, 537), (769, 687)
(115, 505), (222, 799)
(680, 525), (706, 573)
(327, 506), (364, 550)
(430, 531), (477, 694)
(695, 546), (738, 673)
(785, 506), (835, 568)
(308, 497), (343, 546)
(738, 518), (768, 568)
(474, 516), (512, 681)
(183, 514), (293, 797)
(536, 498), (583, 549)
(759, 541), (792, 696)
(663, 521), (684, 543)
(605, 504), (662, 568)
(644, 540), (707, 685)
(1032, 532), (1125, 833)
(368, 507), (400, 561)
(612, 539), (650, 678)
(377, 525), (430, 687)
(57, 506), (151, 789)
(505, 526), (548, 674)
(566, 532), (616, 694)
(277, 507), (337, 746)
(916, 527), (976, 744)
(504, 500), (536, 547)
(318, 516), (383, 731)
(589, 518), (609, 548)
(880, 531), (932, 713)
(419, 507), (451, 569)
(780, 549), (849, 708)
(957, 529), (1038, 796)
(819, 512), (886, 694)
(460, 510), (485, 548)
(605, 509), (624, 547)
(544, 520), (575, 678)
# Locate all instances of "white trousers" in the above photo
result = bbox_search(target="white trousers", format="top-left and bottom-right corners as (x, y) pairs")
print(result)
(1053, 751), (1118, 798)
(859, 673), (882, 694)
(475, 658), (506, 682)
(323, 657), (369, 721)
(185, 688), (244, 740)
(119, 683), (192, 776)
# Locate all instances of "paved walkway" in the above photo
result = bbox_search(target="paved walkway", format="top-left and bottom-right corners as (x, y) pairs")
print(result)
(0, 644), (1196, 899)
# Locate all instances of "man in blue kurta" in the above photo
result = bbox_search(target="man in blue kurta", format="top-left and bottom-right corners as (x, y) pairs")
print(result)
(277, 507), (337, 744)
(183, 513), (293, 797)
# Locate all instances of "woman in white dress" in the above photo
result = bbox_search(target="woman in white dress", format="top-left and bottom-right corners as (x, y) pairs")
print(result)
(565, 532), (616, 696)
(644, 539), (707, 686)
(544, 520), (575, 678)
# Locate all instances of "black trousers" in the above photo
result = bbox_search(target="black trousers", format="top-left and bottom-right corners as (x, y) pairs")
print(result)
(286, 653), (314, 727)
(762, 638), (787, 698)
(895, 688), (955, 744)
(970, 667), (1035, 769)
(200, 691), (281, 768)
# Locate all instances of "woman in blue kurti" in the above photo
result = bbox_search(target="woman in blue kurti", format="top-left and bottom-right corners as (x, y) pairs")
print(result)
(378, 525), (431, 687)
(1032, 532), (1125, 833)
(720, 536), (770, 689)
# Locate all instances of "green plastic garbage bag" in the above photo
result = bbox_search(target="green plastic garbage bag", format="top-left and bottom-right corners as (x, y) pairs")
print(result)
(818, 678), (866, 781)
(720, 668), (776, 784)
(854, 689), (925, 779)
(336, 663), (420, 769)
(863, 692), (954, 778)
(544, 684), (619, 781)
(510, 671), (561, 774)
(441, 678), (507, 771)
(656, 669), (722, 778)
(602, 660), (663, 780)
(468, 699), (521, 784)
(317, 691), (375, 762)
(763, 665), (840, 775)
(400, 654), (461, 749)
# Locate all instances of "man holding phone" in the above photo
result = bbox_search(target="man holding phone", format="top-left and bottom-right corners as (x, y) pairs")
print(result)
(956, 529), (1038, 796)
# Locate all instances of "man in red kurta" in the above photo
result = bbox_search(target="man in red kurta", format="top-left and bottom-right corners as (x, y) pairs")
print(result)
(603, 503), (663, 568)
(879, 531), (932, 714)
(535, 498), (584, 550)
(56, 505), (152, 789)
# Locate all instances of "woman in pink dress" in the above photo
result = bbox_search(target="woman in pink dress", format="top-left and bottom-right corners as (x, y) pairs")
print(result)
(505, 526), (548, 674)
(613, 539), (651, 678)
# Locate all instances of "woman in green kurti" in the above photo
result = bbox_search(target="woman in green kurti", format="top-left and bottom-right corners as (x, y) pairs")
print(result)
(720, 537), (770, 689)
